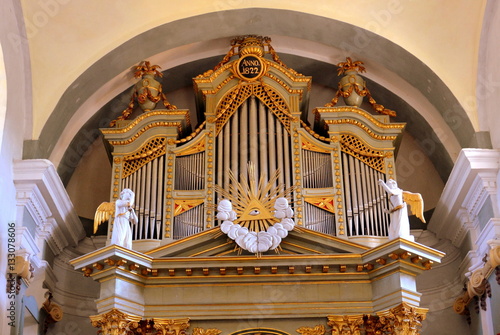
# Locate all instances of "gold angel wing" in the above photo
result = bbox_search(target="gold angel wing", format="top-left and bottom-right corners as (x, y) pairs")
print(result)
(93, 202), (115, 234)
(403, 191), (426, 223)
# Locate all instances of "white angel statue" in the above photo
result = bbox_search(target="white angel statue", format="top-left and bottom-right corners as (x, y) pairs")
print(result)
(94, 188), (138, 249)
(378, 179), (425, 241)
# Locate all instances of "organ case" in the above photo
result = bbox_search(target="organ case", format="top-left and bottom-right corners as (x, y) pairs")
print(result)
(100, 36), (405, 248)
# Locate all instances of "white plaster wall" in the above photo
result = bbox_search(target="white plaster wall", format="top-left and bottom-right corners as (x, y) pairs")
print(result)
(477, 0), (500, 149)
(0, 0), (32, 333)
(396, 133), (445, 210)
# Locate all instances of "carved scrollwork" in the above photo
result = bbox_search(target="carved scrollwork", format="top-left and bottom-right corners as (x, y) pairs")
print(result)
(454, 245), (500, 316)
(192, 327), (222, 335)
(296, 324), (326, 335)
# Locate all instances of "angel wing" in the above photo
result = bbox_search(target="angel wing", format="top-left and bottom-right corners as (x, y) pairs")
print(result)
(93, 202), (115, 234)
(403, 191), (426, 223)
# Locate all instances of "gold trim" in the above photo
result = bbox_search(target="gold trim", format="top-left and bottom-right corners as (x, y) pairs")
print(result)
(103, 110), (188, 134)
(280, 241), (324, 254)
(301, 136), (332, 153)
(107, 121), (183, 146)
(325, 119), (398, 141)
(173, 132), (206, 156)
(142, 275), (371, 285)
(188, 241), (234, 257)
(174, 199), (204, 217)
(303, 197), (336, 214)
(70, 244), (153, 265)
(234, 54), (266, 81)
(146, 300), (373, 308)
(361, 238), (445, 259)
(193, 327), (221, 335)
(296, 325), (325, 335)
(316, 107), (405, 130)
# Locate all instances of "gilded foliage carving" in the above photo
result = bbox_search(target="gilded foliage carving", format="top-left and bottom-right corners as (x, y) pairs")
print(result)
(90, 308), (142, 335)
(192, 327), (222, 335)
(296, 324), (326, 335)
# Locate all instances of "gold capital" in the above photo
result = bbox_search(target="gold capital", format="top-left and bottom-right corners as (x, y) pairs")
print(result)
(327, 315), (363, 335)
(377, 302), (428, 335)
(89, 308), (142, 335)
(154, 317), (190, 335)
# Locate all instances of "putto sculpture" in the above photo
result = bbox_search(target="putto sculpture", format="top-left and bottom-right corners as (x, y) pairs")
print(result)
(378, 179), (425, 240)
(94, 188), (138, 249)
(217, 197), (295, 255)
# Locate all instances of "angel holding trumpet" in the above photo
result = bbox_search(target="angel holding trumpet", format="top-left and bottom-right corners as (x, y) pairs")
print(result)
(378, 179), (425, 241)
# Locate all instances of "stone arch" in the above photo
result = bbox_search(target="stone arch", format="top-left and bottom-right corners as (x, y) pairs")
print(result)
(25, 8), (474, 184)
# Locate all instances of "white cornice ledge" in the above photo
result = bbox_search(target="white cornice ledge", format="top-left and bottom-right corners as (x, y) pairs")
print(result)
(13, 159), (85, 250)
(428, 149), (500, 246)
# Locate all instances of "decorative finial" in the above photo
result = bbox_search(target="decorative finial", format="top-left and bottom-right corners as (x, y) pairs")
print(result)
(109, 61), (177, 127)
(324, 57), (397, 117)
(336, 57), (366, 76)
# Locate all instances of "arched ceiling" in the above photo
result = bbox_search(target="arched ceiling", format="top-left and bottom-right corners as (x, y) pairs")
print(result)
(17, 5), (488, 184)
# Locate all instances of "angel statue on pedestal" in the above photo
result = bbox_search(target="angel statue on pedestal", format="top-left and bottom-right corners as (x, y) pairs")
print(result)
(378, 179), (425, 241)
(93, 188), (138, 249)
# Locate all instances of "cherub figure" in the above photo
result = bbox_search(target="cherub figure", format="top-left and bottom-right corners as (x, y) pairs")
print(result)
(94, 188), (138, 249)
(378, 179), (425, 240)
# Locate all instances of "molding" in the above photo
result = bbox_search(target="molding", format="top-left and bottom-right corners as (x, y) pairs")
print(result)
(429, 149), (500, 247)
(15, 226), (40, 260)
(464, 218), (500, 275)
(13, 159), (85, 255)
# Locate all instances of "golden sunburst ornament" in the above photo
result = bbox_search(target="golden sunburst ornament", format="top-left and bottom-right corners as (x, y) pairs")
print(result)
(216, 162), (295, 254)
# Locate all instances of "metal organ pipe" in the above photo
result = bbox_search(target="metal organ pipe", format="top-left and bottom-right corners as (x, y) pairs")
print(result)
(354, 157), (365, 235)
(249, 96), (258, 181)
(150, 159), (158, 239)
(156, 155), (164, 239)
(231, 105), (239, 181)
(342, 153), (353, 236)
(223, 118), (230, 189)
(239, 100), (248, 179)
(267, 110), (276, 187)
(214, 96), (293, 198)
(217, 128), (224, 193)
(341, 152), (390, 237)
(348, 155), (359, 235)
(283, 123), (291, 190)
(145, 161), (152, 238)
(259, 101), (268, 179)
(276, 119), (285, 186)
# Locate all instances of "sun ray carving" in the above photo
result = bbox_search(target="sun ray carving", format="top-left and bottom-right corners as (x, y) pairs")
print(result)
(215, 162), (296, 255)
(215, 162), (293, 232)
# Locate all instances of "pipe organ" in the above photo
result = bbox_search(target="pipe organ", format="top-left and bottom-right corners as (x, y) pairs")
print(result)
(100, 36), (405, 248)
